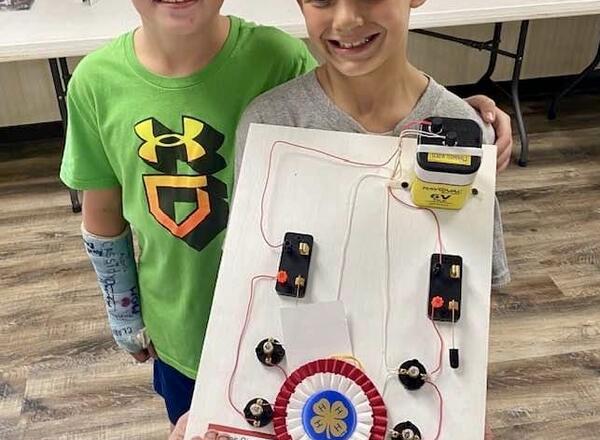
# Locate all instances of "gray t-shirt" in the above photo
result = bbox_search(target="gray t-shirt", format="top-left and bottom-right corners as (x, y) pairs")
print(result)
(236, 71), (510, 287)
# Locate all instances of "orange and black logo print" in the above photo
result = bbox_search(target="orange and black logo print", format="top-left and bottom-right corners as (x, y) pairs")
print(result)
(136, 116), (228, 252)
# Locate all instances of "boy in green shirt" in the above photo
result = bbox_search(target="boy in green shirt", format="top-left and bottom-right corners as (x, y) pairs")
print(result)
(61, 0), (510, 430)
(60, 0), (316, 427)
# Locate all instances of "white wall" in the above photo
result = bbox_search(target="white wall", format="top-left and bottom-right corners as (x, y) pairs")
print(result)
(1, 16), (599, 127)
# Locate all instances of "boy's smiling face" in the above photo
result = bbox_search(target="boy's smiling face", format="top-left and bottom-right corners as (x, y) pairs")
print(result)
(132, 0), (224, 36)
(299, 0), (426, 78)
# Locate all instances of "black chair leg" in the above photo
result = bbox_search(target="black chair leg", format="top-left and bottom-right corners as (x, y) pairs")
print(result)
(512, 21), (530, 167)
(548, 40), (600, 120)
(49, 58), (82, 212)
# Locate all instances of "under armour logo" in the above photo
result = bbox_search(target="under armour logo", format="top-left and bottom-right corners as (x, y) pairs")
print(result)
(134, 115), (228, 252)
(136, 117), (206, 164)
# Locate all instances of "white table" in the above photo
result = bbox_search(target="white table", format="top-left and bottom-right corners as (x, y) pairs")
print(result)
(2, 0), (600, 62)
(1, 0), (599, 194)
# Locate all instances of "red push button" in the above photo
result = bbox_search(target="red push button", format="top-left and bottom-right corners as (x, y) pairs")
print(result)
(277, 270), (288, 284)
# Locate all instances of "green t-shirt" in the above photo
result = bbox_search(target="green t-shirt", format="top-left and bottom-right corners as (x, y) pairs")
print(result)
(60, 16), (317, 378)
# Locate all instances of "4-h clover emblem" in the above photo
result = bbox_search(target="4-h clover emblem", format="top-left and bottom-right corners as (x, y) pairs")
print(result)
(310, 396), (351, 438)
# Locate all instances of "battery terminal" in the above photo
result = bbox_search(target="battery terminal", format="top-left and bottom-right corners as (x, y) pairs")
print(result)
(299, 242), (311, 256)
(450, 264), (461, 279)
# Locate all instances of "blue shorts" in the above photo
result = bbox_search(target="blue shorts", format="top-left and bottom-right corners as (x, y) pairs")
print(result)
(153, 357), (196, 425)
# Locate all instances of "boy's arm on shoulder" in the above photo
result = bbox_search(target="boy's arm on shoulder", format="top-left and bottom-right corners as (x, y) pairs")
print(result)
(434, 91), (496, 145)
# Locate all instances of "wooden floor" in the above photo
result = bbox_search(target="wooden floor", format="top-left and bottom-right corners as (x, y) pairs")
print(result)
(1, 92), (599, 440)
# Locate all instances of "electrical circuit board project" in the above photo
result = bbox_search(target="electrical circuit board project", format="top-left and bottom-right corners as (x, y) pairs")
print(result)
(185, 123), (497, 440)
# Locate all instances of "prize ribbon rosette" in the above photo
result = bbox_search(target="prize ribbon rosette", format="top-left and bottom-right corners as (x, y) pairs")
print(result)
(273, 359), (387, 440)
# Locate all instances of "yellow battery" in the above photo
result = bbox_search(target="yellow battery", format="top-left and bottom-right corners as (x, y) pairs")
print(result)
(410, 143), (482, 210)
(408, 117), (484, 210)
(411, 178), (471, 210)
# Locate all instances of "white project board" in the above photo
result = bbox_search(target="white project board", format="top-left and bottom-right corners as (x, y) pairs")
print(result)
(186, 124), (497, 440)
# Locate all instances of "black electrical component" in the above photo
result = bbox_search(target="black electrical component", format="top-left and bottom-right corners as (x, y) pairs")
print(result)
(255, 338), (285, 366)
(450, 348), (460, 369)
(428, 253), (463, 322)
(275, 232), (313, 298)
(429, 117), (444, 134)
(244, 398), (273, 428)
(445, 131), (458, 146)
(398, 359), (427, 390)
(419, 116), (483, 175)
(391, 421), (422, 440)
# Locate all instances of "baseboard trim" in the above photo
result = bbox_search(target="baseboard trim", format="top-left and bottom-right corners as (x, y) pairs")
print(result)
(0, 122), (63, 145)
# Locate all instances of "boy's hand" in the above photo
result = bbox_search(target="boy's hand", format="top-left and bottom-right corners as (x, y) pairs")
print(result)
(131, 341), (157, 363)
(465, 95), (513, 172)
(169, 412), (198, 440)
(169, 412), (230, 440)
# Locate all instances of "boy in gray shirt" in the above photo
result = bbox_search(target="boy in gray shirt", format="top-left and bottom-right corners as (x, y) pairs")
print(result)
(236, 0), (510, 287)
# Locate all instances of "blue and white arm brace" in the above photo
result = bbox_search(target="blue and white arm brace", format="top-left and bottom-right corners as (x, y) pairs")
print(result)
(82, 225), (148, 353)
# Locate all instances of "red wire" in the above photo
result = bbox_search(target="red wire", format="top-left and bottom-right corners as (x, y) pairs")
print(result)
(260, 140), (398, 248)
(388, 177), (447, 440)
(428, 305), (445, 376)
(227, 274), (276, 418)
(259, 121), (433, 248)
(274, 363), (289, 380)
(425, 380), (444, 440)
(387, 187), (443, 264)
(401, 120), (432, 130)
(259, 137), (421, 249)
